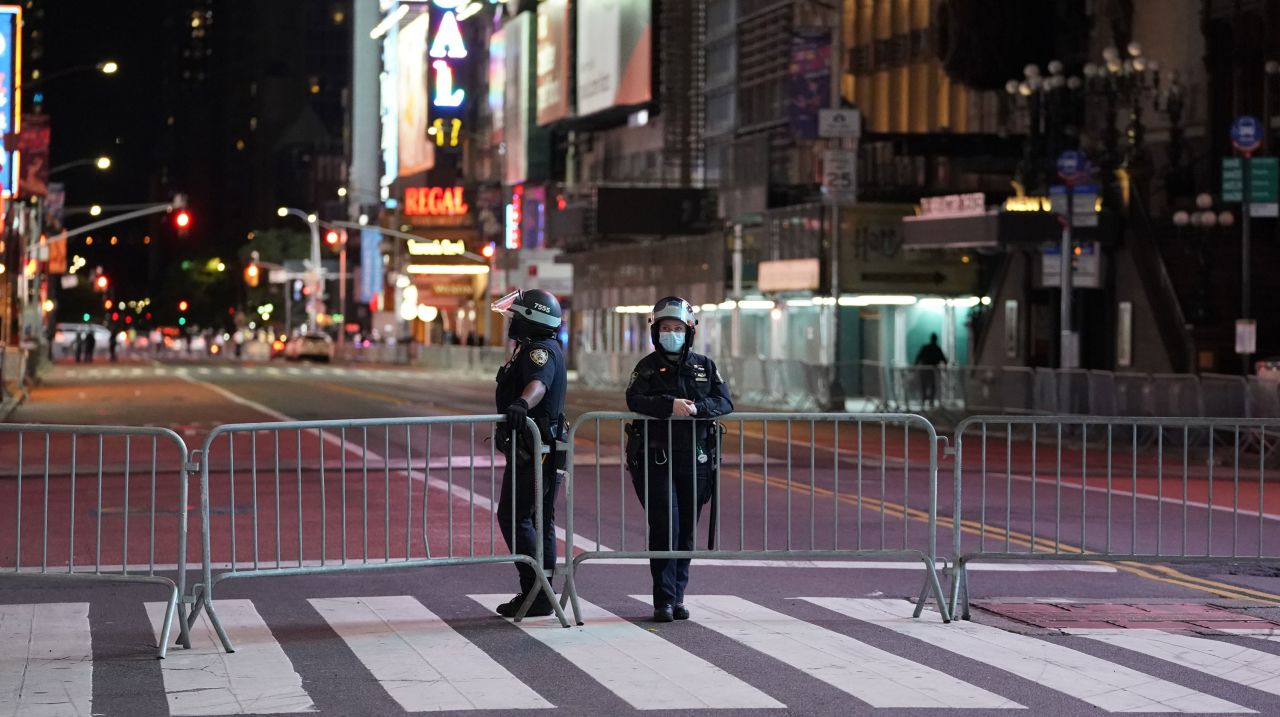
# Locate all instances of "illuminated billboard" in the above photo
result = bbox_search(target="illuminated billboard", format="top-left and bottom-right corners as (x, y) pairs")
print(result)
(0, 5), (20, 198)
(397, 11), (434, 177)
(488, 27), (506, 148)
(575, 0), (651, 116)
(535, 0), (571, 125)
(503, 12), (532, 185)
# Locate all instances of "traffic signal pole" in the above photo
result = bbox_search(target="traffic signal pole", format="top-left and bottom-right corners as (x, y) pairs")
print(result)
(62, 198), (187, 240)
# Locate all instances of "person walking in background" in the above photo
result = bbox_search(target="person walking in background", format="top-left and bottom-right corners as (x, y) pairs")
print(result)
(83, 329), (97, 364)
(914, 333), (948, 409)
(625, 296), (733, 622)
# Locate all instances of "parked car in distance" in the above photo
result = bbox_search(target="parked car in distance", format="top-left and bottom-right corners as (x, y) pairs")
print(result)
(284, 332), (334, 362)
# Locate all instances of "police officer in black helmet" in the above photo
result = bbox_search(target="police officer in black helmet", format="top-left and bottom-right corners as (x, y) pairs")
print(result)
(625, 296), (733, 622)
(491, 288), (568, 617)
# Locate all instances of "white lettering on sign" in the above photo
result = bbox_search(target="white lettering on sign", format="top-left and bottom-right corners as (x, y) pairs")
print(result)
(919, 193), (986, 218)
(407, 239), (467, 256)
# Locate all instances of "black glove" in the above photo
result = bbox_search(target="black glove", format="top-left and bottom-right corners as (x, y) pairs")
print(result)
(505, 398), (530, 431)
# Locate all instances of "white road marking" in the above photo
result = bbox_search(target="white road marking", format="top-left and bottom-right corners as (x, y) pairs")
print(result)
(146, 600), (314, 715)
(470, 594), (782, 710)
(310, 596), (551, 711)
(0, 603), (92, 717)
(1072, 629), (1280, 698)
(803, 598), (1253, 713)
(660, 595), (1018, 709)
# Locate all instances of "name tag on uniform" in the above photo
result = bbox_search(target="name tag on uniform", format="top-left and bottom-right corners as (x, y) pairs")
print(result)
(693, 368), (709, 382)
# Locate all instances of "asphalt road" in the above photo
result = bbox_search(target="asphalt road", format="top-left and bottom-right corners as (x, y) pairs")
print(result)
(4, 358), (1280, 716)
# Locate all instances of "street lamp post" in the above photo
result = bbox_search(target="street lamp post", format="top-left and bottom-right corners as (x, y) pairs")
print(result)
(48, 156), (111, 177)
(277, 207), (322, 330)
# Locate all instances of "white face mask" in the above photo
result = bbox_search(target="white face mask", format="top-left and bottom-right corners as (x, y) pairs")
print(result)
(658, 330), (686, 353)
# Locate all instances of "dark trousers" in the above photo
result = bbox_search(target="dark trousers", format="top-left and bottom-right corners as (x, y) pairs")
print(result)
(632, 465), (709, 607)
(497, 450), (564, 594)
(920, 369), (938, 406)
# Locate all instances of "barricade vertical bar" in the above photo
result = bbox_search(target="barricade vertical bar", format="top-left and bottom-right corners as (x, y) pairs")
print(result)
(404, 426), (412, 561)
(467, 424), (475, 557)
(509, 426), (516, 567)
(1005, 425), (1011, 553)
(667, 421), (674, 556)
(68, 434), (76, 572)
(617, 419), (625, 552)
(690, 421), (697, 558)
(297, 431), (304, 566)
(384, 429), (391, 562)
(1029, 425), (1036, 554)
(643, 421), (650, 551)
(1207, 431), (1214, 556)
(880, 425), (886, 549)
(447, 424), (454, 559)
(1234, 426), (1240, 556)
(270, 432), (279, 566)
(786, 421), (793, 550)
(1106, 425), (1113, 554)
(340, 428), (348, 565)
(1259, 427), (1266, 559)
(595, 420), (603, 551)
(485, 425), (492, 558)
(738, 420), (745, 551)
(425, 427), (434, 559)
(14, 433), (21, 572)
(832, 421), (839, 551)
(763, 420), (769, 550)
(1080, 425), (1087, 551)
(903, 424), (910, 550)
(43, 434), (50, 570)
(1054, 424), (1061, 554)
(319, 433), (326, 566)
(1157, 429), (1163, 554)
(149, 438), (156, 575)
(250, 434), (259, 570)
(362, 427), (369, 562)
(857, 422), (863, 550)
(810, 420), (816, 549)
(717, 416), (724, 550)
(121, 437), (129, 576)
(1182, 425), (1189, 557)
(1131, 426), (1137, 554)
(979, 423), (987, 549)
(95, 435), (104, 573)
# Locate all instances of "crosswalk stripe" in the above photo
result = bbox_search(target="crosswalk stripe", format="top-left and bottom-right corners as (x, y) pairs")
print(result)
(310, 596), (552, 712)
(1072, 629), (1280, 697)
(0, 603), (93, 717)
(131, 367), (144, 376)
(197, 367), (212, 375)
(662, 595), (1018, 709)
(469, 594), (782, 710)
(146, 600), (315, 715)
(219, 367), (235, 375)
(803, 598), (1252, 714)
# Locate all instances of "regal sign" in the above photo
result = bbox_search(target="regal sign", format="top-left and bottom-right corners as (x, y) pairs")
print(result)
(404, 186), (469, 217)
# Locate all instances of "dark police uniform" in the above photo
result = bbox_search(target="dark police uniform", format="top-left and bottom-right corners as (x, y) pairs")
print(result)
(625, 349), (733, 609)
(495, 335), (567, 596)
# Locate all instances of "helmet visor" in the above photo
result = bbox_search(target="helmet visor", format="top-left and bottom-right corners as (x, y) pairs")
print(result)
(490, 290), (520, 318)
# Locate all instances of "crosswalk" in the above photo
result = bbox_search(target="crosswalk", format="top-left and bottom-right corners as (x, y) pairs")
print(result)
(4, 595), (1280, 715)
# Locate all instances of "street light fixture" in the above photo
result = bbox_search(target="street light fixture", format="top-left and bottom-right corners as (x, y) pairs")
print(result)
(277, 206), (323, 330)
(89, 205), (102, 217)
(48, 156), (112, 177)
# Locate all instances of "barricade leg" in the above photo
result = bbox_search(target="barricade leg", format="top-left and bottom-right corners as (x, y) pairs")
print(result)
(948, 559), (971, 621)
(156, 585), (180, 659)
(515, 560), (570, 627)
(560, 563), (585, 626)
(914, 559), (952, 622)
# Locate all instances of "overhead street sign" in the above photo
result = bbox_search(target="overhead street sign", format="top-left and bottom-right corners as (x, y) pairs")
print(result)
(1231, 115), (1262, 155)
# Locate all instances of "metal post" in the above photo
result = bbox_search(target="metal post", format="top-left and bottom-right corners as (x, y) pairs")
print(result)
(827, 11), (845, 409)
(1242, 157), (1252, 375)
(307, 220), (321, 330)
(1060, 184), (1075, 368)
(731, 222), (742, 359)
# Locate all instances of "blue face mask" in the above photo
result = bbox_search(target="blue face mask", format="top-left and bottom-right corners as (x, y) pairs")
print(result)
(658, 331), (686, 353)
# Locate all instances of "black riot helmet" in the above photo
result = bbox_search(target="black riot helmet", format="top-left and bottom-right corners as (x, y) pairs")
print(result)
(492, 288), (562, 340)
(648, 296), (697, 352)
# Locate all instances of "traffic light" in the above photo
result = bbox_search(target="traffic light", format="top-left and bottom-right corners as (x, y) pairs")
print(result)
(324, 229), (340, 247)
(481, 243), (495, 259)
(244, 262), (260, 287)
(178, 299), (189, 312)
(95, 275), (109, 291)
(174, 209), (192, 234)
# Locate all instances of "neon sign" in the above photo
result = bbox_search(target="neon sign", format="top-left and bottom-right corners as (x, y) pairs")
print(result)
(430, 0), (467, 110)
(404, 186), (469, 217)
(505, 185), (523, 250)
(431, 118), (462, 147)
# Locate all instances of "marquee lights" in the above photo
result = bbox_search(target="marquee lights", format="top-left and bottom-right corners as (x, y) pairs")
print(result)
(429, 10), (467, 59)
(432, 60), (465, 107)
(404, 186), (469, 216)
(407, 238), (466, 256)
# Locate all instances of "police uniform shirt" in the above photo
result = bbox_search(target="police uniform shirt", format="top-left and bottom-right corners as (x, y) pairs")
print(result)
(496, 336), (567, 437)
(626, 350), (733, 462)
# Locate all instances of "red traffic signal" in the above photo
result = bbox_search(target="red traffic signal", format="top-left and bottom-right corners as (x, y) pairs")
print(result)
(481, 243), (495, 259)
(244, 263), (260, 287)
(178, 300), (189, 312)
(174, 210), (192, 229)
(324, 229), (340, 247)
(95, 275), (109, 291)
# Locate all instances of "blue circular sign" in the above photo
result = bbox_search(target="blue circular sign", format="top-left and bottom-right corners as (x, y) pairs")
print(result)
(1056, 150), (1087, 184)
(1232, 115), (1262, 154)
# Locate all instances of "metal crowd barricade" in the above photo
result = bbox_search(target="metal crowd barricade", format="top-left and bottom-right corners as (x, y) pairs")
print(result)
(949, 415), (1280, 620)
(0, 424), (194, 658)
(189, 414), (568, 653)
(561, 411), (950, 625)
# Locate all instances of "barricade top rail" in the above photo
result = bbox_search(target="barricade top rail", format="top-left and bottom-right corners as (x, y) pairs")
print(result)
(199, 414), (506, 450)
(957, 414), (1280, 429)
(570, 410), (939, 429)
(1, 423), (189, 446)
